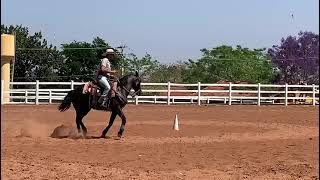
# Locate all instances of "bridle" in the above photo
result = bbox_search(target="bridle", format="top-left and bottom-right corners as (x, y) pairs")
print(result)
(117, 79), (141, 98)
(122, 87), (141, 98)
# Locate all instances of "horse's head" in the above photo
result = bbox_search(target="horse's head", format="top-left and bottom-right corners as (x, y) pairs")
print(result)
(131, 71), (142, 96)
(119, 71), (142, 97)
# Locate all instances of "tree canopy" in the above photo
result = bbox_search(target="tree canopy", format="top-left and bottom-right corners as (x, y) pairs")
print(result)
(124, 53), (159, 80)
(1, 24), (318, 84)
(182, 45), (275, 83)
(58, 37), (126, 81)
(1, 25), (63, 81)
(268, 31), (319, 84)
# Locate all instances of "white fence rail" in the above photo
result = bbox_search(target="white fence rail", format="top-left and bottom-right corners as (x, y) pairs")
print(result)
(1, 80), (319, 106)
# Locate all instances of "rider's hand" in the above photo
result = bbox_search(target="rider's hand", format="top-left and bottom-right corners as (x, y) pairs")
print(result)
(110, 70), (118, 75)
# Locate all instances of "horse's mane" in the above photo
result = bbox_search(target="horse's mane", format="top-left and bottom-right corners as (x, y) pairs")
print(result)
(118, 74), (136, 87)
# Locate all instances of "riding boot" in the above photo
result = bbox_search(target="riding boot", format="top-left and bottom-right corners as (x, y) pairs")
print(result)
(101, 97), (109, 108)
(98, 95), (109, 108)
(98, 95), (105, 104)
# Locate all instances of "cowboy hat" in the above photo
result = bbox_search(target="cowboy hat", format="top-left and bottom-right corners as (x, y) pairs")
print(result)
(102, 48), (115, 56)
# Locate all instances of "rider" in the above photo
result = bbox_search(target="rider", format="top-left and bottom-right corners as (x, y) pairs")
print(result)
(97, 48), (117, 107)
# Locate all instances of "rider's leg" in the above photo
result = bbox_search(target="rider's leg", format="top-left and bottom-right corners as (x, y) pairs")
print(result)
(98, 76), (111, 105)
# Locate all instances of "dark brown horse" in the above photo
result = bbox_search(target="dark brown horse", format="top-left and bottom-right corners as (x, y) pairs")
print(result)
(58, 72), (141, 138)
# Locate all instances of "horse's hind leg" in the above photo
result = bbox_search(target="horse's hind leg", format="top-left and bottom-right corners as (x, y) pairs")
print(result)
(75, 109), (90, 138)
(100, 111), (117, 138)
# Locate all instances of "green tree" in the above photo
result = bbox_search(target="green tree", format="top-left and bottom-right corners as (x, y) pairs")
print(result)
(1, 24), (63, 82)
(182, 45), (275, 83)
(149, 62), (186, 83)
(91, 37), (124, 70)
(59, 37), (125, 81)
(124, 53), (159, 80)
(59, 41), (96, 81)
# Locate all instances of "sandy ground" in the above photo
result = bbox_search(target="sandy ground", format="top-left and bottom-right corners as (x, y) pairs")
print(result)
(1, 104), (319, 180)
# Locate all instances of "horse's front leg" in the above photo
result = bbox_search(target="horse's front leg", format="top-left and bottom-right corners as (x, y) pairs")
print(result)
(101, 111), (117, 138)
(116, 108), (127, 138)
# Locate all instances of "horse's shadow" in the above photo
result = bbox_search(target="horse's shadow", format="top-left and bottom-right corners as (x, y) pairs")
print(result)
(50, 135), (121, 140)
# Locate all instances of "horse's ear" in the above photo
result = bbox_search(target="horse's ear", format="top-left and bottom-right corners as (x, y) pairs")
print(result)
(135, 71), (139, 77)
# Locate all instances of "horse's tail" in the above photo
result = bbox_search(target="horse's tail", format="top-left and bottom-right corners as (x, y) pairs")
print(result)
(58, 90), (74, 112)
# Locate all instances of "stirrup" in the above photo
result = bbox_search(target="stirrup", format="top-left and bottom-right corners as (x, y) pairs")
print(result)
(101, 103), (108, 108)
(98, 96), (105, 104)
(101, 96), (110, 107)
(101, 100), (108, 108)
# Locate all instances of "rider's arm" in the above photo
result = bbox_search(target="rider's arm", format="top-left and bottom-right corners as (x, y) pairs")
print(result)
(101, 65), (116, 74)
(100, 59), (117, 75)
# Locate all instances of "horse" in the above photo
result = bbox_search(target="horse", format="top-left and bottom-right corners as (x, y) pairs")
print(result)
(57, 72), (142, 138)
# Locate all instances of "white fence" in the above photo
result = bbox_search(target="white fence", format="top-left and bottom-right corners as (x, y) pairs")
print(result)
(1, 80), (319, 106)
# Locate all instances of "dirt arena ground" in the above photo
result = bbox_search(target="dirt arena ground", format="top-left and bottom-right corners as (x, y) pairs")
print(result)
(1, 105), (319, 180)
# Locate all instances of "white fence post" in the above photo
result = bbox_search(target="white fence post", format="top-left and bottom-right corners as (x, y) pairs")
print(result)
(198, 82), (201, 106)
(167, 82), (171, 105)
(312, 84), (316, 106)
(49, 90), (52, 104)
(285, 83), (288, 106)
(71, 80), (74, 90)
(258, 83), (261, 106)
(229, 82), (232, 105)
(135, 96), (138, 105)
(35, 80), (39, 105)
(1, 80), (4, 105)
(25, 90), (28, 103)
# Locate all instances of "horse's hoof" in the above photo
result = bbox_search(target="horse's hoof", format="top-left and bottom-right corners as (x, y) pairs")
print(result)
(100, 135), (107, 138)
(115, 134), (123, 140)
(100, 135), (111, 139)
(81, 134), (87, 139)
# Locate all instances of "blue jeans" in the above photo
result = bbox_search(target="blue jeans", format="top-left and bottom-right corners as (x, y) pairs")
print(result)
(98, 76), (111, 97)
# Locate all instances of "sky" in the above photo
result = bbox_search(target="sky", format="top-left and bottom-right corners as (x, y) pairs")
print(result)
(1, 0), (319, 63)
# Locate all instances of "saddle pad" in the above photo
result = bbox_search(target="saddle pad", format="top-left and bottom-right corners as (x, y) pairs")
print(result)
(82, 82), (92, 94)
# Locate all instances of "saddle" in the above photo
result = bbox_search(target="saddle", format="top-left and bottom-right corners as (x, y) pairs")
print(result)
(82, 79), (127, 109)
